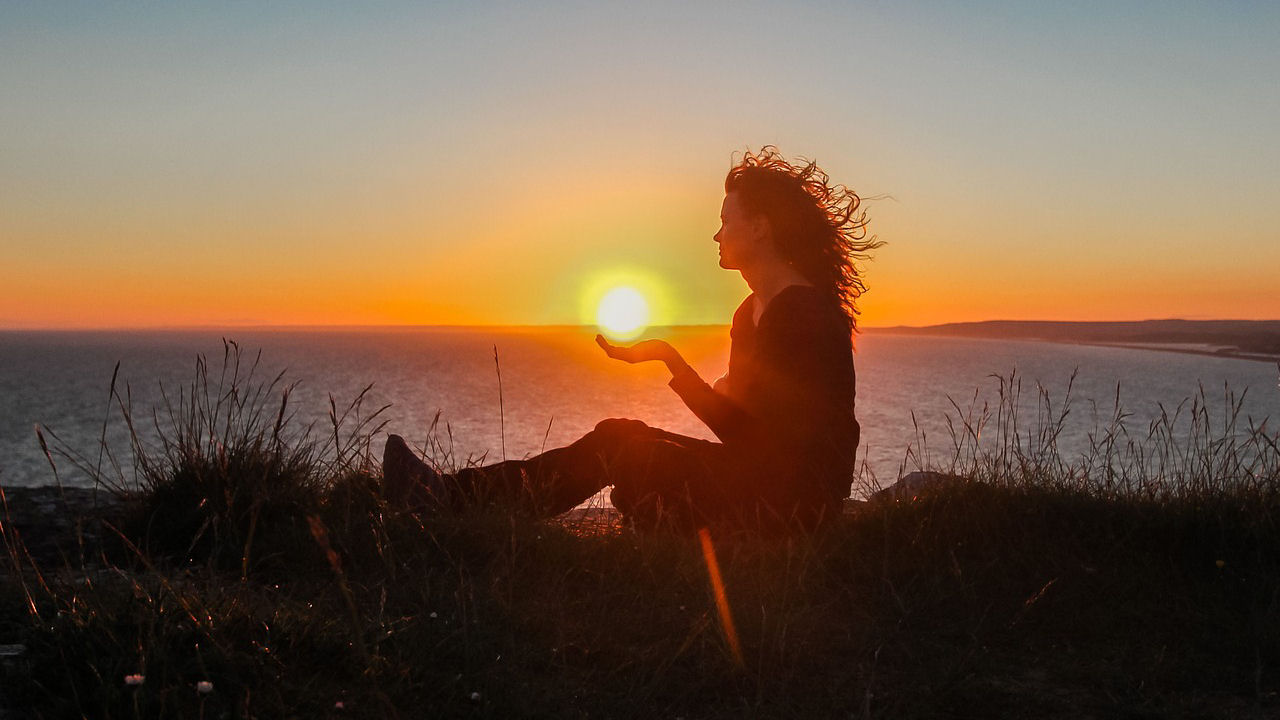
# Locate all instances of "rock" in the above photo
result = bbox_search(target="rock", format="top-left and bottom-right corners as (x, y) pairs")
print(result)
(869, 471), (966, 503)
(0, 486), (124, 571)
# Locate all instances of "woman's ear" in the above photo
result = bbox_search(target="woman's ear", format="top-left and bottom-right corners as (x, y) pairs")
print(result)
(750, 212), (772, 244)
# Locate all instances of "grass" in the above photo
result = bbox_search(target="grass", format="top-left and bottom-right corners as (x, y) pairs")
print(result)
(2, 345), (1278, 718)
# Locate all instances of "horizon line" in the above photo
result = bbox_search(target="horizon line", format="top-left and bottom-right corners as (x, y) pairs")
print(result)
(4, 317), (1279, 333)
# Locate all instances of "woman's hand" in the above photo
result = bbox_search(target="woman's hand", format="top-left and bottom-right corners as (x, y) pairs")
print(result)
(595, 335), (680, 366)
(712, 374), (731, 395)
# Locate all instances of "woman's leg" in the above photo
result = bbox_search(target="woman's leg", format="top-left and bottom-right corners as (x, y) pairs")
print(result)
(384, 418), (694, 517)
(383, 420), (812, 527)
(443, 422), (636, 516)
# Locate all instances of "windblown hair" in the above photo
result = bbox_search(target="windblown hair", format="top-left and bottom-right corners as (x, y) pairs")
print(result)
(725, 146), (882, 333)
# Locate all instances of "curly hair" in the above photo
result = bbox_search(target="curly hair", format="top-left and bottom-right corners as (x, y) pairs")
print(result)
(725, 146), (882, 332)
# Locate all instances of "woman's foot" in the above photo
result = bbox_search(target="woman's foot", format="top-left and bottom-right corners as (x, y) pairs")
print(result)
(382, 434), (447, 508)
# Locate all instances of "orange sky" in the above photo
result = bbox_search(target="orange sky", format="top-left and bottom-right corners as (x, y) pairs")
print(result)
(3, 3), (1278, 329)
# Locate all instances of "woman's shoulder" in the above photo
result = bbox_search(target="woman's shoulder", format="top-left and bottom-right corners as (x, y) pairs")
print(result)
(760, 286), (850, 337)
(764, 285), (833, 320)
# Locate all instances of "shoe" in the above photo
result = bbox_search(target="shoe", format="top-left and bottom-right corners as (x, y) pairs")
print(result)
(382, 434), (445, 508)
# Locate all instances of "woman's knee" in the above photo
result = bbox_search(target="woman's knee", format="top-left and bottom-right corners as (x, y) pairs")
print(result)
(591, 418), (652, 444)
(594, 417), (649, 432)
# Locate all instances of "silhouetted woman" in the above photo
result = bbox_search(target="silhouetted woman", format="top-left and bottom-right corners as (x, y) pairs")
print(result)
(383, 147), (880, 528)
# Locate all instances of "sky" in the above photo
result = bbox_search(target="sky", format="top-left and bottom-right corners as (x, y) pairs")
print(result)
(2, 1), (1278, 329)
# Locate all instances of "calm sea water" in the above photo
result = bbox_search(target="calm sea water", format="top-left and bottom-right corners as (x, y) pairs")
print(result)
(3, 328), (1278, 496)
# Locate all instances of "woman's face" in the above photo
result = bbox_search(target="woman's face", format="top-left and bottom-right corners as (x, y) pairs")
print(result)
(714, 191), (765, 271)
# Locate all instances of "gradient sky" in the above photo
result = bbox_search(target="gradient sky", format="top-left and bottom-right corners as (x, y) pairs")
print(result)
(3, 1), (1278, 329)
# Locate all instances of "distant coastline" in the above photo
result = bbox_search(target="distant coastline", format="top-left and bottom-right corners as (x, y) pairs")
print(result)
(5, 320), (1280, 365)
(865, 319), (1280, 363)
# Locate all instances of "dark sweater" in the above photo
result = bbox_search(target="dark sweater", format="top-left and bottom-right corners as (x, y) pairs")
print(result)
(668, 285), (860, 503)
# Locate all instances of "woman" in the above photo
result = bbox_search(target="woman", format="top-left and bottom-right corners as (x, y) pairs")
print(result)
(383, 147), (880, 528)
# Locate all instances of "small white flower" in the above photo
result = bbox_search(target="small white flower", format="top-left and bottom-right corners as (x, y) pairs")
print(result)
(196, 681), (213, 694)
(429, 612), (438, 619)
(124, 674), (145, 686)
(470, 691), (482, 702)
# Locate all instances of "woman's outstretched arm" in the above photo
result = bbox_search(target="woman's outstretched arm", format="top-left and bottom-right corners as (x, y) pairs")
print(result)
(594, 335), (689, 373)
(596, 335), (760, 447)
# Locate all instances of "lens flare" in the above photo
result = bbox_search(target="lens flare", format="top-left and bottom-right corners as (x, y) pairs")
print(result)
(596, 286), (650, 340)
(698, 527), (743, 667)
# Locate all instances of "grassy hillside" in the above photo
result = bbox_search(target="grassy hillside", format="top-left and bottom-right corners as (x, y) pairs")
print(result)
(2, 344), (1277, 718)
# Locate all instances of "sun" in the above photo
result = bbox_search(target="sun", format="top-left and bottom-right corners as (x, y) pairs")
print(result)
(596, 286), (650, 341)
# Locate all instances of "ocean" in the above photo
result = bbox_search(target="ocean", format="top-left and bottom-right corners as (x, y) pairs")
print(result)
(3, 328), (1278, 496)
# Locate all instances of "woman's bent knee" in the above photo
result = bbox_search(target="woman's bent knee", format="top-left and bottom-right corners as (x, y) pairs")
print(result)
(594, 417), (649, 432)
(591, 417), (651, 443)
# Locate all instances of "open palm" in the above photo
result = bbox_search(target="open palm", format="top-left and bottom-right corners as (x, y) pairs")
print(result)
(595, 335), (678, 365)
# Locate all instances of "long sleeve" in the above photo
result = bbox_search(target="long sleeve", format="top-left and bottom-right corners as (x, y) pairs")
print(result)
(667, 364), (765, 448)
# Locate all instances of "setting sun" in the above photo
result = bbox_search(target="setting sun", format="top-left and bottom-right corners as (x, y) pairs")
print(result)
(596, 286), (650, 341)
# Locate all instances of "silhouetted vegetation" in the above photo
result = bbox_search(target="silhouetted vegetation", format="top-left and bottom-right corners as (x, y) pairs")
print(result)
(2, 346), (1277, 718)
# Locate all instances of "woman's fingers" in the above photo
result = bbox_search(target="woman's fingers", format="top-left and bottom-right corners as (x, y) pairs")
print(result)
(596, 334), (631, 362)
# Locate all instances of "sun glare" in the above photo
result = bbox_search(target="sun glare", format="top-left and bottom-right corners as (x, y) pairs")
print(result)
(596, 286), (650, 341)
